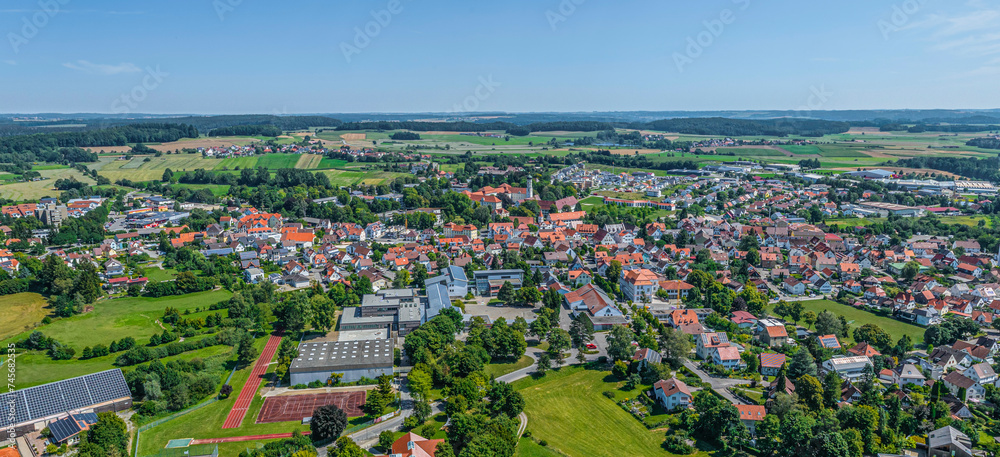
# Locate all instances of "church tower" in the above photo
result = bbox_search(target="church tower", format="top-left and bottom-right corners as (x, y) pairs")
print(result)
(527, 177), (534, 199)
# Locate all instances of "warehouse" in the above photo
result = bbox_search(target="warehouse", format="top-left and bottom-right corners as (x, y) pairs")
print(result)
(289, 339), (394, 385)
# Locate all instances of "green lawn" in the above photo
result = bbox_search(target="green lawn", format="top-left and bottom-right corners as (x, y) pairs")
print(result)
(715, 148), (784, 157)
(170, 183), (231, 196)
(515, 437), (564, 457)
(214, 156), (259, 170)
(770, 299), (925, 344)
(512, 365), (707, 457)
(144, 267), (178, 283)
(485, 355), (533, 378)
(0, 292), (49, 341)
(2, 289), (232, 351)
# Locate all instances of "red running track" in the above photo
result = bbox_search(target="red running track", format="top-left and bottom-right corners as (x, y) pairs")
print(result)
(222, 332), (283, 429)
(191, 431), (310, 445)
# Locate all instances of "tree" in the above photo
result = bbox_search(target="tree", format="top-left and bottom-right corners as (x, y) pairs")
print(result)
(814, 310), (843, 338)
(392, 270), (411, 289)
(311, 404), (348, 442)
(822, 371), (841, 409)
(528, 314), (550, 341)
(853, 324), (892, 351)
(76, 412), (128, 457)
(901, 261), (920, 282)
(547, 329), (571, 365)
(606, 260), (622, 283)
(330, 436), (365, 457)
(408, 368), (432, 402)
(802, 311), (817, 330)
(497, 281), (516, 305)
(236, 331), (258, 367)
(658, 327), (692, 368)
(607, 324), (636, 362)
(568, 313), (594, 348)
(220, 384), (233, 398)
(378, 431), (394, 452)
(795, 375), (824, 411)
(536, 352), (551, 374)
(787, 349), (817, 380)
(73, 261), (103, 304)
(788, 301), (804, 323)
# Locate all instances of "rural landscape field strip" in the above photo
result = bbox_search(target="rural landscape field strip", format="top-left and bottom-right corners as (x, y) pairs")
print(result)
(223, 332), (283, 429)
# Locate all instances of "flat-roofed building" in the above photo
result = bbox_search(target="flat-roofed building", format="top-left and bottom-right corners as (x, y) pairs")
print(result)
(289, 339), (394, 385)
(474, 269), (524, 297)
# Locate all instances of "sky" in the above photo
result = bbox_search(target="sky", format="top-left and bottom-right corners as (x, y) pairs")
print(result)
(1, 0), (999, 114)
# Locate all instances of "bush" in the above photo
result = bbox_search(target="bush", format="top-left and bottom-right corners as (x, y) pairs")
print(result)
(603, 390), (616, 399)
(538, 440), (548, 447)
(662, 434), (696, 455)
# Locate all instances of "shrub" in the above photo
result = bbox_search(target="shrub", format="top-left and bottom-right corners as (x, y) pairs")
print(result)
(662, 434), (696, 455)
(538, 440), (548, 447)
(603, 390), (616, 399)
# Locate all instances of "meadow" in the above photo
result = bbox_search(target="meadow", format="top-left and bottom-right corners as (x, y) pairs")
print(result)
(0, 293), (49, 341)
(0, 167), (96, 201)
(512, 364), (710, 457)
(768, 299), (925, 345)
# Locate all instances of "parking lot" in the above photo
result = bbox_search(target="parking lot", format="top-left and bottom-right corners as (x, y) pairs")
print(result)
(463, 300), (540, 323)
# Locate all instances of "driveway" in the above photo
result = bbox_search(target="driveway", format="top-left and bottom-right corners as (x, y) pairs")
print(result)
(681, 358), (752, 405)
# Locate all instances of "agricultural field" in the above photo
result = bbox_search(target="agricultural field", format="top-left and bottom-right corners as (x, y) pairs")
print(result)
(824, 215), (993, 228)
(92, 153), (326, 182)
(768, 299), (925, 345)
(256, 154), (300, 170)
(294, 153), (324, 169)
(0, 166), (95, 201)
(0, 293), (49, 341)
(319, 169), (411, 186)
(512, 364), (711, 457)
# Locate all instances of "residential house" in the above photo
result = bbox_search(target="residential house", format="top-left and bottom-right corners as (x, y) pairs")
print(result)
(653, 378), (693, 411)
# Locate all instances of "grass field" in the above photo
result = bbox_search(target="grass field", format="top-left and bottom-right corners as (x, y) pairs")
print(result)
(715, 147), (785, 157)
(515, 437), (563, 457)
(0, 293), (48, 341)
(513, 365), (708, 457)
(769, 299), (925, 345)
(144, 267), (178, 283)
(171, 183), (232, 196)
(485, 356), (533, 378)
(1, 289), (232, 351)
(0, 167), (96, 201)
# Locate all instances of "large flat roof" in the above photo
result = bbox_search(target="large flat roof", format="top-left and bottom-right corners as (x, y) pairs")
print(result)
(290, 339), (394, 372)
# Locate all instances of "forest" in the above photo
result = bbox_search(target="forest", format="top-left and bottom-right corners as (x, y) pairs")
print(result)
(966, 138), (1000, 149)
(208, 125), (283, 137)
(893, 156), (1000, 182)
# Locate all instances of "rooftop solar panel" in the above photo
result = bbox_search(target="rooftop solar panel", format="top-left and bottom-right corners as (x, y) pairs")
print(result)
(0, 369), (130, 426)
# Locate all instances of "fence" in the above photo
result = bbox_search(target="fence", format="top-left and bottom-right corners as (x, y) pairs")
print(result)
(133, 398), (219, 457)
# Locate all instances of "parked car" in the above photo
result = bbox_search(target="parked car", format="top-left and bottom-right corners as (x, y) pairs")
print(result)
(585, 343), (597, 349)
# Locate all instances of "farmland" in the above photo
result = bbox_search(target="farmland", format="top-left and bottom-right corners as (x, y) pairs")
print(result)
(0, 166), (95, 201)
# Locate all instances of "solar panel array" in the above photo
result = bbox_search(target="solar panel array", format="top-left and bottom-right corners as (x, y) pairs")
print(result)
(0, 369), (130, 426)
(820, 335), (840, 348)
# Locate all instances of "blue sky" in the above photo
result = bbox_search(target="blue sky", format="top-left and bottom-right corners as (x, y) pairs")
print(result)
(2, 0), (999, 114)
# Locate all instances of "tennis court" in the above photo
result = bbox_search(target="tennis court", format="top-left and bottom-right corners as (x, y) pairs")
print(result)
(256, 391), (366, 423)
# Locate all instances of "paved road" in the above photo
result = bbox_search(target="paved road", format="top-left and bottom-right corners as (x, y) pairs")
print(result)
(681, 358), (752, 405)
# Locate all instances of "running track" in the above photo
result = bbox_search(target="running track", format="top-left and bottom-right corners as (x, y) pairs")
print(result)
(222, 332), (283, 429)
(191, 431), (310, 445)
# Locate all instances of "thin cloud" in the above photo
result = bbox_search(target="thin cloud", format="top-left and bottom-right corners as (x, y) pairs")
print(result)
(63, 60), (142, 75)
(2, 60), (15, 66)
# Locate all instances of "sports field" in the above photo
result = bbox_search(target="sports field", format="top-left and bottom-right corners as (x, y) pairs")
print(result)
(256, 391), (366, 423)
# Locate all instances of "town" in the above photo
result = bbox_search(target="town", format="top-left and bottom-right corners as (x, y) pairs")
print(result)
(0, 117), (998, 457)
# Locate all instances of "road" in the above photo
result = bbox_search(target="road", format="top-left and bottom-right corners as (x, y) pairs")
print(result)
(681, 358), (752, 405)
